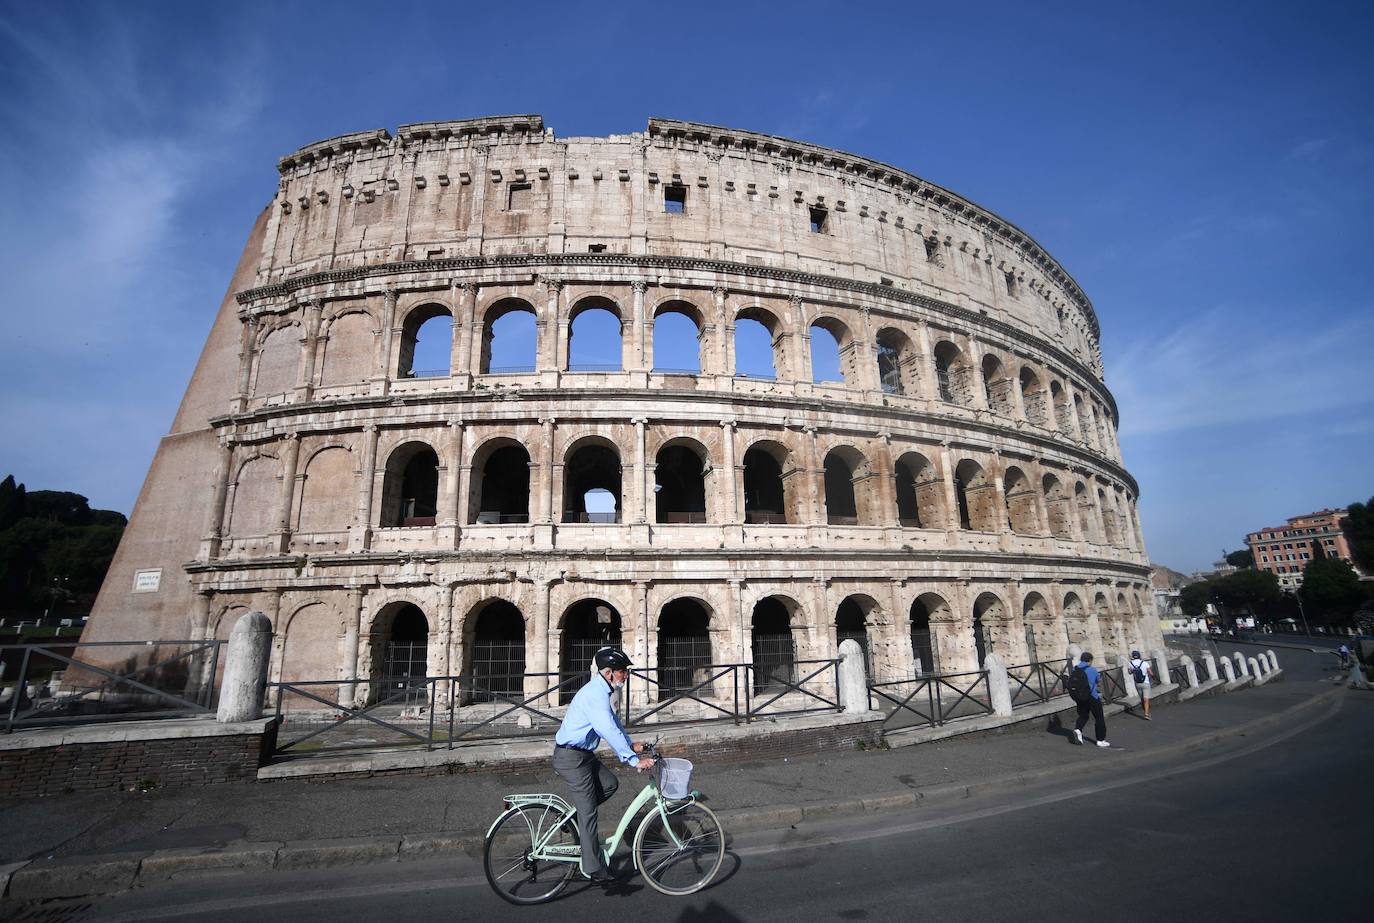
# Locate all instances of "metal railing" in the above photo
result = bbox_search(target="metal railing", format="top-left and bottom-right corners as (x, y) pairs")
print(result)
(869, 668), (994, 732)
(484, 365), (536, 374)
(1006, 658), (1073, 706)
(3, 640), (222, 733)
(266, 659), (841, 759)
(567, 363), (622, 372)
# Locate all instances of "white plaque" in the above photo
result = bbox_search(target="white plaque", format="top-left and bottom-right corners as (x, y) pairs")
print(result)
(132, 569), (162, 593)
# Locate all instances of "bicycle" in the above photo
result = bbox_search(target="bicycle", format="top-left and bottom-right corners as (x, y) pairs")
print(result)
(483, 743), (725, 904)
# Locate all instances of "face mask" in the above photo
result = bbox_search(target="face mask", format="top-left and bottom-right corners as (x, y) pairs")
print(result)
(611, 678), (626, 690)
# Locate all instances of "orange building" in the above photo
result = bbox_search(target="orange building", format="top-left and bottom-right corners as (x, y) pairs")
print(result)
(1246, 508), (1356, 591)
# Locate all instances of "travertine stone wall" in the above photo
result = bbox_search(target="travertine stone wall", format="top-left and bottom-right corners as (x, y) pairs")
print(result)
(87, 116), (1160, 700)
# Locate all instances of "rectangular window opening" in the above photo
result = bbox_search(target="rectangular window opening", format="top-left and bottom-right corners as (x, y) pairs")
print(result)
(809, 206), (828, 233)
(507, 183), (531, 210)
(1004, 271), (1018, 296)
(587, 243), (607, 253)
(664, 185), (687, 213)
(923, 237), (940, 263)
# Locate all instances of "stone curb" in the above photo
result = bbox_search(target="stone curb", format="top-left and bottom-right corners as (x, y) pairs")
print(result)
(0, 684), (1343, 902)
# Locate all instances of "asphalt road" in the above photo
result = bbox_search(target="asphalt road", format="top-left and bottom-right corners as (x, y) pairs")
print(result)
(49, 677), (1367, 923)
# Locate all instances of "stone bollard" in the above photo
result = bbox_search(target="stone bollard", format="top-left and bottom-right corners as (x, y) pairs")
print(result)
(984, 652), (1013, 717)
(1255, 656), (1268, 676)
(217, 611), (273, 723)
(1247, 656), (1261, 679)
(1349, 660), (1372, 691)
(1221, 658), (1236, 682)
(1179, 655), (1198, 688)
(1067, 643), (1083, 668)
(1152, 649), (1171, 685)
(1201, 652), (1219, 682)
(837, 638), (869, 715)
(1120, 650), (1138, 700)
(1233, 651), (1248, 677)
(1266, 650), (1279, 672)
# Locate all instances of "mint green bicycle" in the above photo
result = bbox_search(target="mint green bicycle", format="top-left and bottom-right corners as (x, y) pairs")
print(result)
(483, 745), (725, 903)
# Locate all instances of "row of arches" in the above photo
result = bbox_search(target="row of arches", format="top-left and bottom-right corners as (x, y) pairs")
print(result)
(257, 585), (1153, 709)
(245, 289), (1117, 456)
(224, 431), (1141, 550)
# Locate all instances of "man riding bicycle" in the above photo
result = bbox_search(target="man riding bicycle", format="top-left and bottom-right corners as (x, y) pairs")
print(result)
(553, 647), (655, 883)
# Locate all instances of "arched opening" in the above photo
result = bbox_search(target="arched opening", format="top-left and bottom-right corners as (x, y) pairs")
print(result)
(1043, 474), (1073, 539)
(835, 597), (872, 675)
(398, 304), (453, 378)
(1075, 482), (1096, 541)
(652, 302), (702, 374)
(823, 450), (859, 525)
(568, 300), (623, 372)
(751, 597), (797, 693)
(933, 340), (970, 405)
(743, 443), (787, 524)
(895, 452), (935, 528)
(226, 455), (279, 538)
(480, 299), (537, 374)
(559, 599), (623, 703)
(981, 354), (1013, 416)
(1063, 592), (1087, 648)
(297, 447), (355, 533)
(910, 594), (946, 675)
(1003, 466), (1039, 535)
(381, 442), (438, 527)
(657, 598), (712, 701)
(1074, 394), (1093, 446)
(253, 326), (299, 397)
(318, 312), (373, 386)
(954, 459), (998, 532)
(1022, 593), (1051, 664)
(655, 442), (708, 524)
(467, 600), (525, 702)
(735, 308), (779, 379)
(808, 318), (848, 384)
(1051, 381), (1073, 437)
(972, 593), (1004, 666)
(471, 440), (530, 524)
(563, 441), (622, 523)
(1098, 488), (1119, 544)
(380, 603), (429, 705)
(875, 328), (913, 395)
(1019, 366), (1047, 426)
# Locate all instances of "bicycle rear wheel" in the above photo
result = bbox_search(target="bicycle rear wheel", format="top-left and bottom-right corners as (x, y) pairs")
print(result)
(632, 801), (725, 895)
(483, 805), (579, 905)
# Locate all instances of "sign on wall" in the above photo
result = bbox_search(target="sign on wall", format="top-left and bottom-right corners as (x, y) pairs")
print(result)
(132, 569), (162, 593)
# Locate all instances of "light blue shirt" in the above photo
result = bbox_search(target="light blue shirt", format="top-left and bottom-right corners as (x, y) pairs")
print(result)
(555, 674), (638, 765)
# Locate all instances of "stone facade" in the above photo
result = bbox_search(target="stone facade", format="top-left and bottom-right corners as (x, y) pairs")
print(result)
(1247, 507), (1359, 590)
(86, 115), (1160, 704)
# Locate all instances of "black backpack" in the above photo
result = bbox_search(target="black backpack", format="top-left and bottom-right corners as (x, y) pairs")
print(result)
(1130, 660), (1146, 684)
(1067, 666), (1092, 704)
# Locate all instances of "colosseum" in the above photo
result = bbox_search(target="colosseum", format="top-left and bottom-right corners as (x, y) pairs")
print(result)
(86, 114), (1161, 715)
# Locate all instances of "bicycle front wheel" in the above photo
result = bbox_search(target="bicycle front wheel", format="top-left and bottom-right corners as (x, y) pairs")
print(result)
(483, 806), (579, 905)
(632, 801), (725, 896)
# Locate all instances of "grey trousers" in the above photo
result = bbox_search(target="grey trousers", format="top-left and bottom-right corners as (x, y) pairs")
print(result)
(552, 746), (619, 874)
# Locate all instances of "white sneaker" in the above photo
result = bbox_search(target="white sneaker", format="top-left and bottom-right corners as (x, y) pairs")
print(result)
(1096, 740), (1111, 748)
(1073, 729), (1083, 745)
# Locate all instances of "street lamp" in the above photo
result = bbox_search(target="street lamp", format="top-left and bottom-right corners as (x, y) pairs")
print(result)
(1285, 589), (1311, 637)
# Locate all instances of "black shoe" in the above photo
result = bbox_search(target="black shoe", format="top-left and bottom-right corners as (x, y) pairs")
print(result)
(584, 869), (618, 884)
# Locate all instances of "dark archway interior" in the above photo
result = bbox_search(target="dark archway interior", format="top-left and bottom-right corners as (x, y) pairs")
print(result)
(560, 599), (622, 703)
(470, 601), (525, 701)
(876, 336), (902, 393)
(954, 475), (973, 529)
(382, 603), (429, 703)
(823, 454), (858, 523)
(742, 448), (785, 524)
(564, 445), (621, 522)
(655, 445), (706, 523)
(910, 599), (937, 675)
(657, 598), (712, 700)
(751, 598), (795, 691)
(394, 448), (438, 526)
(477, 445), (530, 523)
(895, 461), (921, 527)
(835, 598), (869, 673)
(972, 613), (988, 665)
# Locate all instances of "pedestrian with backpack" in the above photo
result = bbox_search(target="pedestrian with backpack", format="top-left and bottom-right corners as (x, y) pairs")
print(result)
(1068, 652), (1110, 748)
(1128, 649), (1154, 720)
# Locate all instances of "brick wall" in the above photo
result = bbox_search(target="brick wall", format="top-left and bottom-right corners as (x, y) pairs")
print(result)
(0, 730), (270, 797)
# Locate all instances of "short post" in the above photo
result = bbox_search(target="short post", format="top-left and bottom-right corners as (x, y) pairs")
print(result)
(1233, 651), (1248, 677)
(1266, 650), (1279, 672)
(1247, 656), (1261, 679)
(984, 652), (1013, 717)
(1179, 655), (1198, 688)
(1221, 658), (1236, 682)
(1201, 652), (1218, 682)
(837, 639), (869, 715)
(1120, 650), (1138, 700)
(1152, 649), (1171, 685)
(1349, 660), (1372, 691)
(1067, 643), (1083, 669)
(217, 611), (273, 723)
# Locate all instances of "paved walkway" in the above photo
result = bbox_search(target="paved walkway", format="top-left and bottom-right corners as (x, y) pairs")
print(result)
(0, 646), (1339, 880)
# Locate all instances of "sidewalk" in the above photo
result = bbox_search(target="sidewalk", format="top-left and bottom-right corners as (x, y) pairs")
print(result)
(0, 661), (1340, 900)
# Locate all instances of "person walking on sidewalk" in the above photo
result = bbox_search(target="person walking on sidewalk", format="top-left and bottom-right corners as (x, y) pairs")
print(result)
(552, 647), (656, 884)
(1068, 652), (1110, 748)
(1128, 649), (1154, 720)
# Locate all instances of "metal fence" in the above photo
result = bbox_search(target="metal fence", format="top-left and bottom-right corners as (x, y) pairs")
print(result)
(2, 640), (222, 733)
(868, 668), (994, 732)
(266, 658), (841, 760)
(1006, 659), (1073, 706)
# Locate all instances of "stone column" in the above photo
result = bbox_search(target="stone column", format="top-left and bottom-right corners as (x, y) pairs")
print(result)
(789, 294), (809, 384)
(714, 286), (731, 381)
(274, 433), (301, 553)
(838, 639), (869, 714)
(201, 441), (235, 559)
(234, 316), (258, 412)
(938, 443), (961, 531)
(435, 583), (455, 707)
(352, 425), (380, 551)
(720, 420), (739, 525)
(538, 277), (563, 385)
(875, 434), (899, 529)
(454, 281), (477, 385)
(633, 417), (649, 525)
(373, 288), (398, 395)
(528, 579), (553, 704)
(217, 611), (273, 723)
(341, 587), (364, 706)
(915, 321), (938, 401)
(804, 426), (824, 527)
(984, 652), (1013, 716)
(631, 280), (648, 372)
(440, 420), (464, 547)
(631, 581), (651, 710)
(1153, 648), (1172, 685)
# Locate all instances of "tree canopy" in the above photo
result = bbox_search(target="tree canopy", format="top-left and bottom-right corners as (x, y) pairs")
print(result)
(1300, 554), (1369, 625)
(1345, 496), (1374, 575)
(1224, 548), (1254, 569)
(1178, 569), (1281, 621)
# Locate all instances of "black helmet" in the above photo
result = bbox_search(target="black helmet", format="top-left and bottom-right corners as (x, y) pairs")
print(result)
(594, 647), (632, 671)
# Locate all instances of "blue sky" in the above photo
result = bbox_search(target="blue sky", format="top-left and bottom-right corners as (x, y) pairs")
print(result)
(1, 1), (1370, 573)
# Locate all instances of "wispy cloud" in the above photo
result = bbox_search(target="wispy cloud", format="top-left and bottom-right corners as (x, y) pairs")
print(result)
(1288, 137), (1331, 160)
(1109, 307), (1374, 438)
